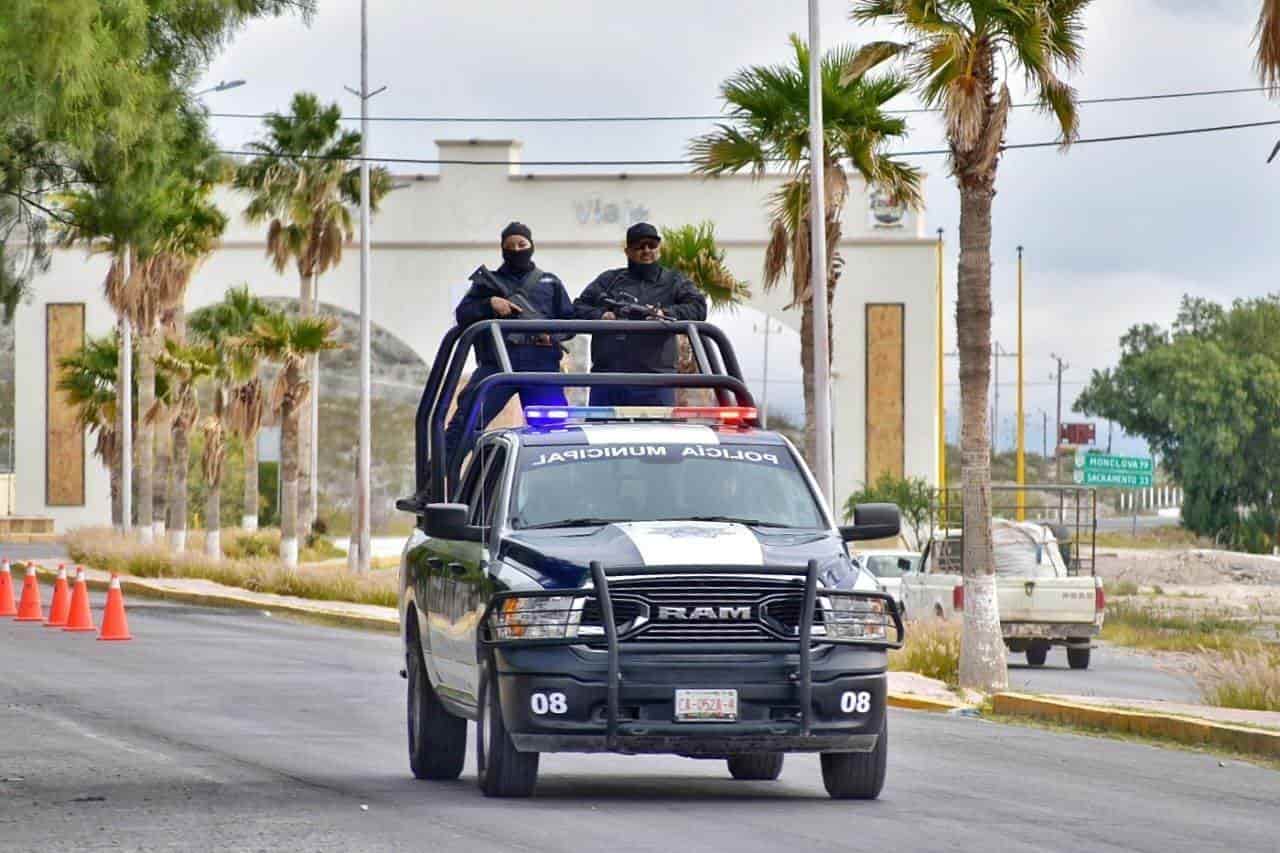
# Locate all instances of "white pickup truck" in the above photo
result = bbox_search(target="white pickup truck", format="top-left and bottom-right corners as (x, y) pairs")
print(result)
(901, 519), (1105, 669)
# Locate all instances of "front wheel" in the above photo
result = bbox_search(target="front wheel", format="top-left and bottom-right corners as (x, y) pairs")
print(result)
(820, 716), (887, 799)
(476, 658), (539, 798)
(407, 642), (467, 780)
(727, 753), (784, 781)
(1067, 646), (1092, 670)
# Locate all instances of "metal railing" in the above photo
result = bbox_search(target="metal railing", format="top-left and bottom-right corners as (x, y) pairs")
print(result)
(930, 485), (1098, 576)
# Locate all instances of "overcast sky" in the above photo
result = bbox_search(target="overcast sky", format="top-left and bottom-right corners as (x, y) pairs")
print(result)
(199, 1), (1280, 456)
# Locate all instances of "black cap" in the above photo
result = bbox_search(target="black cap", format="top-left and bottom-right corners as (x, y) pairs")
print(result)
(625, 222), (661, 246)
(501, 221), (533, 245)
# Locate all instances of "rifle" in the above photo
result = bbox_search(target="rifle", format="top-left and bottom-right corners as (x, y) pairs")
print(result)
(470, 266), (567, 351)
(600, 291), (672, 322)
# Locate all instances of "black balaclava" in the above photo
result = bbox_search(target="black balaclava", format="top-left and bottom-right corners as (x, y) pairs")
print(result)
(500, 221), (535, 274)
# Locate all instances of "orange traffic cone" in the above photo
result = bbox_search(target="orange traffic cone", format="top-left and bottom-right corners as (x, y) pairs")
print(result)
(45, 564), (71, 627)
(0, 560), (16, 617)
(15, 563), (44, 622)
(63, 567), (95, 633)
(98, 573), (132, 642)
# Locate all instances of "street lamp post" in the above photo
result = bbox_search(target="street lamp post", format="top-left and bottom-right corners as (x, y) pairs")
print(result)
(807, 0), (834, 505)
(347, 0), (386, 573)
(193, 80), (245, 97)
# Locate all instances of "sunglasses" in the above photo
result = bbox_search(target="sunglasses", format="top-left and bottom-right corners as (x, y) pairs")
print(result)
(629, 240), (661, 251)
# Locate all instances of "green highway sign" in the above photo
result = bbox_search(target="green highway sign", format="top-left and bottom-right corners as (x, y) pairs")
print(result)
(1074, 452), (1153, 475)
(1072, 469), (1154, 488)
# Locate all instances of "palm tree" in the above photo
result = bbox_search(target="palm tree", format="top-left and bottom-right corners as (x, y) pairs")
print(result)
(234, 92), (391, 536)
(57, 333), (127, 525)
(1259, 1), (1280, 91)
(190, 286), (271, 553)
(659, 222), (751, 406)
(55, 182), (158, 538)
(56, 144), (226, 544)
(191, 286), (272, 531)
(690, 35), (921, 464)
(241, 310), (343, 568)
(847, 0), (1091, 692)
(155, 339), (218, 551)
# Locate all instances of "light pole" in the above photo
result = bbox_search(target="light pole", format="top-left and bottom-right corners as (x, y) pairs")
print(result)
(1016, 245), (1026, 520)
(1050, 353), (1069, 483)
(753, 317), (776, 428)
(806, 0), (834, 505)
(346, 0), (386, 573)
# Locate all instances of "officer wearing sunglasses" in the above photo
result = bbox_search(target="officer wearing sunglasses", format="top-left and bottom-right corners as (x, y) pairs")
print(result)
(573, 222), (708, 406)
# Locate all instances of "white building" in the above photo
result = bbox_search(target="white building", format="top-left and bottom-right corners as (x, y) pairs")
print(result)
(15, 139), (939, 531)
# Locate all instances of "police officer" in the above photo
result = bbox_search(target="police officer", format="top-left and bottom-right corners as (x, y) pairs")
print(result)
(573, 222), (707, 406)
(443, 222), (574, 460)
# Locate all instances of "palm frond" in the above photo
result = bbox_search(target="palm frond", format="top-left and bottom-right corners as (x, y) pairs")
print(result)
(1259, 0), (1280, 93)
(658, 222), (751, 309)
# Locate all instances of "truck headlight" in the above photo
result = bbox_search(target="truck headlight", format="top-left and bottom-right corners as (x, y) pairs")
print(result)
(821, 595), (888, 641)
(489, 596), (580, 641)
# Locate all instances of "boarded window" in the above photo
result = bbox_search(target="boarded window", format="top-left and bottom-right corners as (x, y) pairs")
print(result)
(865, 304), (904, 481)
(46, 303), (86, 506)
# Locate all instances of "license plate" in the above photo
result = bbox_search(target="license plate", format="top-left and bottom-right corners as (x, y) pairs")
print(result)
(674, 689), (738, 722)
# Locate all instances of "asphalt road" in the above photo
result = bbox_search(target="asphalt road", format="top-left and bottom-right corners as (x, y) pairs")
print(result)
(2, 598), (1276, 853)
(1005, 643), (1199, 702)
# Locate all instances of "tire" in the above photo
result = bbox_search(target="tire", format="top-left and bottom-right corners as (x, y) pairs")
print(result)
(476, 657), (539, 798)
(727, 753), (784, 781)
(1025, 643), (1049, 667)
(820, 716), (887, 800)
(406, 638), (467, 781)
(1067, 646), (1092, 670)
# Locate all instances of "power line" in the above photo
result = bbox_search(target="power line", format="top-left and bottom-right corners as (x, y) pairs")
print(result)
(214, 117), (1280, 167)
(205, 84), (1274, 125)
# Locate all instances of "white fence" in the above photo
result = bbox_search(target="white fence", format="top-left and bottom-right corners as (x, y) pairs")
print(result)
(1118, 487), (1182, 512)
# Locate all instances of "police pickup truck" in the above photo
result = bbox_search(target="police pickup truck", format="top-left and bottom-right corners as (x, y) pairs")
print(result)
(397, 319), (903, 799)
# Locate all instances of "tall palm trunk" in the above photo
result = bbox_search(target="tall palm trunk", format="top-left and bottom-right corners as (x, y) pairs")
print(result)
(242, 428), (260, 530)
(956, 181), (1007, 693)
(169, 419), (190, 551)
(205, 479), (221, 557)
(116, 317), (129, 531)
(110, 457), (122, 528)
(136, 335), (156, 543)
(297, 270), (315, 538)
(280, 360), (303, 568)
(153, 413), (171, 540)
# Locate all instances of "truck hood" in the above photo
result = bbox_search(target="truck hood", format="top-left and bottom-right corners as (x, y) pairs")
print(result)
(499, 520), (862, 590)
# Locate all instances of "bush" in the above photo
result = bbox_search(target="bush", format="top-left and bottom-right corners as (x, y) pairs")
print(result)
(64, 527), (398, 608)
(1194, 648), (1280, 711)
(889, 619), (961, 687)
(1101, 601), (1256, 654)
(844, 472), (931, 544)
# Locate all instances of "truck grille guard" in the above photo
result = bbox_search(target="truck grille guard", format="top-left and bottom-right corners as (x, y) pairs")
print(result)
(478, 559), (905, 749)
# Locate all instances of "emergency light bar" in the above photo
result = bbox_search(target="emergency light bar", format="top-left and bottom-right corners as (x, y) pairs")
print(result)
(524, 405), (758, 426)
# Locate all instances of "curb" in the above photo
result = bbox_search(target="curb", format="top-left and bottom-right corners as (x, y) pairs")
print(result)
(21, 562), (399, 634)
(887, 692), (974, 713)
(992, 692), (1280, 758)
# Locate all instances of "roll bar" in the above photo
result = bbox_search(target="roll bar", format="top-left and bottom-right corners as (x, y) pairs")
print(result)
(405, 319), (751, 510)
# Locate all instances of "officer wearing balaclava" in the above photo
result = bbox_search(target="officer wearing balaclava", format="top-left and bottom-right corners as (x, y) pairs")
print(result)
(443, 221), (574, 459)
(573, 222), (708, 406)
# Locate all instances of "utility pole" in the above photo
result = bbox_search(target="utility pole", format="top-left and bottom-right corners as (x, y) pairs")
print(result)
(806, 0), (834, 505)
(1050, 353), (1069, 483)
(992, 341), (1000, 455)
(936, 228), (946, 520)
(120, 252), (132, 536)
(345, 0), (386, 573)
(1016, 246), (1026, 520)
(754, 318), (773, 428)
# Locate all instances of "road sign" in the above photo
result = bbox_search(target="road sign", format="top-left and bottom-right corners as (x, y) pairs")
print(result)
(1073, 469), (1154, 488)
(1075, 448), (1157, 473)
(1059, 422), (1096, 446)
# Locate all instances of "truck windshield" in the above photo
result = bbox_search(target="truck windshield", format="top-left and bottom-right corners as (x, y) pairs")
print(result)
(510, 442), (826, 530)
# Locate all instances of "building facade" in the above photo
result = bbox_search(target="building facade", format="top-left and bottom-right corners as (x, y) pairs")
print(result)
(15, 139), (939, 530)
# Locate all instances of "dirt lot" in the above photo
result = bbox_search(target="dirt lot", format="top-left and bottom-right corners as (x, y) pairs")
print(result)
(1098, 547), (1280, 633)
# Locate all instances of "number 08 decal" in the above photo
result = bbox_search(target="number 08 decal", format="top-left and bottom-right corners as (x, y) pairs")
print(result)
(530, 692), (568, 715)
(840, 691), (872, 714)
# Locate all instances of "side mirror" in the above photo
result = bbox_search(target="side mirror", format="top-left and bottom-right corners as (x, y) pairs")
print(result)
(839, 502), (901, 543)
(424, 503), (481, 542)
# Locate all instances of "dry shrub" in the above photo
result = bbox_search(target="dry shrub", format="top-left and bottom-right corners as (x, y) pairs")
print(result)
(890, 618), (962, 687)
(1194, 647), (1280, 712)
(64, 527), (398, 608)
